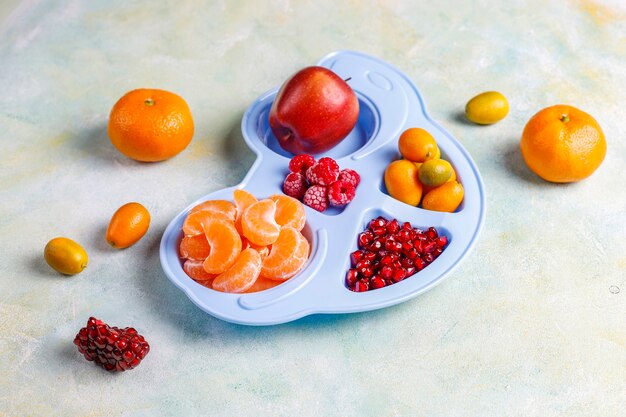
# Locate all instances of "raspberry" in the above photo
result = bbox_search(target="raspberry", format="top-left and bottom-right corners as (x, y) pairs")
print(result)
(306, 157), (339, 186)
(302, 185), (329, 212)
(288, 154), (316, 175)
(283, 172), (308, 200)
(74, 317), (150, 372)
(338, 168), (360, 188)
(328, 180), (356, 206)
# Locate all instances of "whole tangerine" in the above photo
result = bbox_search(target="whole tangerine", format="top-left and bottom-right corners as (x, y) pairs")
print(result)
(520, 105), (606, 183)
(108, 89), (194, 162)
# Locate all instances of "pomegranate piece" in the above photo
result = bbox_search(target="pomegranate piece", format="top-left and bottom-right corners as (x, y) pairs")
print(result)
(74, 317), (149, 372)
(346, 216), (449, 292)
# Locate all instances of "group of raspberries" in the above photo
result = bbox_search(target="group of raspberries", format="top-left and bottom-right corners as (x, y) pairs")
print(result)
(283, 155), (360, 212)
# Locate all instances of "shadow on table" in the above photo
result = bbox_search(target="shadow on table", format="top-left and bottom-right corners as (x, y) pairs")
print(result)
(73, 122), (143, 168)
(451, 110), (475, 126)
(220, 111), (257, 176)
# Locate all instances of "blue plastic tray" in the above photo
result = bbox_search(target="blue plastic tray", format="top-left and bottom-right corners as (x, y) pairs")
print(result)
(160, 51), (486, 325)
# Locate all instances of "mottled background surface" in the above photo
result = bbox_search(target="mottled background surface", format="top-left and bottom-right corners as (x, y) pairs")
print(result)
(1, 0), (625, 416)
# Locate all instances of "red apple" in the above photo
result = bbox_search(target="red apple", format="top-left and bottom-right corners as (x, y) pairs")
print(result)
(269, 66), (359, 155)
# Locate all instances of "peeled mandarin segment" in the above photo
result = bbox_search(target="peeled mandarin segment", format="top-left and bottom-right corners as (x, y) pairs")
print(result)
(233, 189), (258, 235)
(189, 200), (236, 220)
(201, 218), (242, 274)
(241, 237), (269, 259)
(182, 209), (233, 236)
(270, 194), (306, 231)
(179, 234), (211, 260)
(244, 277), (280, 293)
(253, 245), (270, 259)
(241, 199), (281, 246)
(233, 189), (258, 217)
(212, 248), (262, 293)
(261, 226), (310, 281)
(183, 260), (217, 284)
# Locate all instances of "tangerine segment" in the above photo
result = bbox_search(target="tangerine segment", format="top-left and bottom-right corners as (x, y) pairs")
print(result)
(241, 199), (281, 246)
(270, 194), (306, 231)
(183, 260), (217, 283)
(245, 277), (280, 293)
(234, 189), (258, 234)
(189, 200), (237, 221)
(179, 234), (211, 260)
(261, 226), (310, 281)
(212, 248), (262, 293)
(241, 237), (270, 259)
(233, 189), (258, 218)
(201, 218), (242, 274)
(182, 209), (232, 236)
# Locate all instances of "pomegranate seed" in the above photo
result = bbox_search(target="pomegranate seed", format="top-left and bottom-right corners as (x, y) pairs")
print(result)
(392, 260), (402, 270)
(377, 249), (389, 259)
(370, 276), (386, 289)
(434, 248), (443, 256)
(397, 230), (411, 242)
(401, 242), (413, 252)
(370, 218), (386, 229)
(363, 251), (377, 262)
(392, 268), (406, 283)
(355, 279), (369, 292)
(368, 240), (383, 252)
(423, 242), (436, 254)
(380, 255), (393, 266)
(358, 232), (373, 248)
(401, 258), (414, 268)
(405, 266), (416, 276)
(351, 250), (364, 265)
(414, 257), (426, 270)
(436, 236), (448, 248)
(426, 227), (438, 239)
(372, 226), (386, 236)
(386, 240), (402, 252)
(380, 265), (393, 279)
(360, 266), (373, 278)
(386, 219), (400, 234)
(402, 222), (412, 230)
(346, 269), (358, 287)
(355, 260), (371, 270)
(423, 253), (434, 263)
(406, 248), (419, 259)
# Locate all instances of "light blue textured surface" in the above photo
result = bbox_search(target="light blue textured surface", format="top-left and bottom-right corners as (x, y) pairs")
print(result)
(0, 1), (624, 416)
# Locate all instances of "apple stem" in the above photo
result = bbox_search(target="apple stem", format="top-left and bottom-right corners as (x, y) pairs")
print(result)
(344, 77), (352, 82)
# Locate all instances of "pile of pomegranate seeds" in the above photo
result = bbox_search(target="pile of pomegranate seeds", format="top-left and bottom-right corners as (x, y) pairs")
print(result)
(346, 216), (448, 292)
(74, 317), (150, 372)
